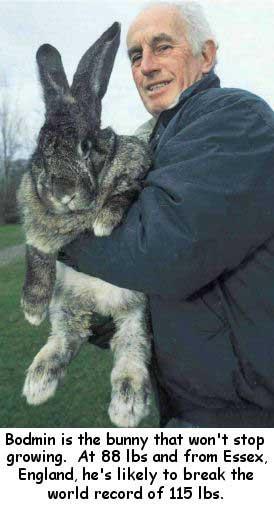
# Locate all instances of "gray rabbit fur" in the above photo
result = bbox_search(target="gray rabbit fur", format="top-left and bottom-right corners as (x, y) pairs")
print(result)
(17, 22), (152, 427)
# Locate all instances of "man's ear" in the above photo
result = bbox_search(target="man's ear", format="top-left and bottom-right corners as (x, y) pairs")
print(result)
(201, 40), (217, 73)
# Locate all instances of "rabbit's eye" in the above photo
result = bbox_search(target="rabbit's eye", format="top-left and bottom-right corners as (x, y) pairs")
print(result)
(78, 139), (92, 159)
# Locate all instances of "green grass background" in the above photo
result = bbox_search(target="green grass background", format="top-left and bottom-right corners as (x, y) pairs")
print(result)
(0, 224), (24, 250)
(0, 225), (159, 428)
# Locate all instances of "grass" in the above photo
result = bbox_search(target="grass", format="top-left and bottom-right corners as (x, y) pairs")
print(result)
(0, 255), (159, 428)
(0, 224), (24, 250)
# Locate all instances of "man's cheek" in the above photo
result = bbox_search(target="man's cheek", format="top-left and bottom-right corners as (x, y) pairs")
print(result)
(132, 68), (141, 87)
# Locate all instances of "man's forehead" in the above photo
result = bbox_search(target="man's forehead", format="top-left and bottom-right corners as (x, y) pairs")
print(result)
(126, 6), (186, 48)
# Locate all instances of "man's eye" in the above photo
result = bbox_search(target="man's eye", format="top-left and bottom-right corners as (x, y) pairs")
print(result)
(131, 54), (142, 65)
(155, 44), (172, 54)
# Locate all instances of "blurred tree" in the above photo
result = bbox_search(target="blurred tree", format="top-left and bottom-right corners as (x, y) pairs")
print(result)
(0, 91), (23, 185)
(0, 79), (30, 223)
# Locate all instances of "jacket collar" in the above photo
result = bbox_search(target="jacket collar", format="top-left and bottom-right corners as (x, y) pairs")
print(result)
(150, 71), (220, 142)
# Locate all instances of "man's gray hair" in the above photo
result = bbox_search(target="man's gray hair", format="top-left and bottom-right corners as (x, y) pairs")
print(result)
(140, 1), (218, 58)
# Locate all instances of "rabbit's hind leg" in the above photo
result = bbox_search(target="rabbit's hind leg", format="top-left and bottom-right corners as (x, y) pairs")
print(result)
(108, 306), (152, 427)
(22, 300), (91, 406)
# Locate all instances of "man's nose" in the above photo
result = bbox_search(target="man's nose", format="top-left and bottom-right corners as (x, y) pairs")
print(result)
(140, 50), (159, 76)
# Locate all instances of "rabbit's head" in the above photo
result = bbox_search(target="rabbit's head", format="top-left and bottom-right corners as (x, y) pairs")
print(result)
(32, 22), (120, 214)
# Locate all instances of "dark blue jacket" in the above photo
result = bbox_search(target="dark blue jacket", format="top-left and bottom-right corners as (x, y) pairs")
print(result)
(62, 72), (274, 427)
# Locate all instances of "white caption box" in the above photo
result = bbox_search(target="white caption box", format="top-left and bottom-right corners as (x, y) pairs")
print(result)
(0, 428), (273, 504)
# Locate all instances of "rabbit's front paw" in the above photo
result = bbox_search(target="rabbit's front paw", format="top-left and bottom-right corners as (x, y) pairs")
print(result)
(21, 297), (47, 326)
(23, 346), (65, 405)
(93, 206), (123, 237)
(108, 374), (151, 427)
(93, 217), (115, 237)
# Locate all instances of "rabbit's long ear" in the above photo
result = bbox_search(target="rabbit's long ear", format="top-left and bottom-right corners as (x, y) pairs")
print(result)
(71, 22), (120, 128)
(36, 44), (70, 114)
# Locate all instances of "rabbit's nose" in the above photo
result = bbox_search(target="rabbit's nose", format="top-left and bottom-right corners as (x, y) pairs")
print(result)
(51, 175), (76, 199)
(61, 194), (76, 205)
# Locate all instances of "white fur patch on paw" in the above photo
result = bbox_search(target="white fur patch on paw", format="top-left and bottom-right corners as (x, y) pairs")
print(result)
(22, 371), (58, 405)
(22, 352), (65, 405)
(24, 310), (47, 326)
(93, 218), (114, 237)
(108, 377), (151, 427)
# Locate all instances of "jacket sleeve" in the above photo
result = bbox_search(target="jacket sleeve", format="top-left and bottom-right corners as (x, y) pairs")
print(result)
(63, 94), (274, 299)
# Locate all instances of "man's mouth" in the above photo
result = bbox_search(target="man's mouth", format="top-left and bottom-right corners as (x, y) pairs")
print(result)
(146, 81), (172, 92)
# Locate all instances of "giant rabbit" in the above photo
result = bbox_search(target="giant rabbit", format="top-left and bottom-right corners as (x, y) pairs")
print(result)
(17, 22), (152, 427)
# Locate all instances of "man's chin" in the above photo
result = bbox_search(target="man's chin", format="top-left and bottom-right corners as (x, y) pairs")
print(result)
(143, 93), (182, 117)
(166, 94), (181, 110)
(146, 102), (174, 117)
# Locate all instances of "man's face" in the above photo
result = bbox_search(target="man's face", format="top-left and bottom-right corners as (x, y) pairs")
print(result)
(127, 6), (208, 116)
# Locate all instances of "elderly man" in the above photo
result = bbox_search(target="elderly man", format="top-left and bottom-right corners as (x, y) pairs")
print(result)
(60, 2), (274, 427)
